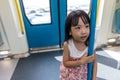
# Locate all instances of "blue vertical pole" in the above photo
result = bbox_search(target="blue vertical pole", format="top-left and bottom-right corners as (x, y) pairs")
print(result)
(87, 0), (97, 80)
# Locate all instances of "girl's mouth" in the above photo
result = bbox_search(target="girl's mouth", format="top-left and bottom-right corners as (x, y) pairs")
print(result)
(80, 36), (87, 40)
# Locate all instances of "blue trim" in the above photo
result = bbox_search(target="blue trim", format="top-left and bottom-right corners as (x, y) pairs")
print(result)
(59, 0), (67, 43)
(87, 0), (97, 80)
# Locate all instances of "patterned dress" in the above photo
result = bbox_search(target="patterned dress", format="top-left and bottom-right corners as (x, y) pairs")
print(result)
(60, 39), (88, 80)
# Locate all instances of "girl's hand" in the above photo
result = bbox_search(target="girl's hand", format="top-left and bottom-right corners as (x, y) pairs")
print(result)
(80, 52), (95, 64)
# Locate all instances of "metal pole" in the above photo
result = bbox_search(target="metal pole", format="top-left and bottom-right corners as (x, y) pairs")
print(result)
(87, 0), (98, 80)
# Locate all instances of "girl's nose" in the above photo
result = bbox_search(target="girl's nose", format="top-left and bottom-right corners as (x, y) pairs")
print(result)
(81, 27), (86, 34)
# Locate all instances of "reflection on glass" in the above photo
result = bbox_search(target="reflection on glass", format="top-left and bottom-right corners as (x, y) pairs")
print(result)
(112, 0), (120, 34)
(22, 0), (51, 25)
(67, 0), (90, 15)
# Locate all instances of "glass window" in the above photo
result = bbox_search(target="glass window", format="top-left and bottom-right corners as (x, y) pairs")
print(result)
(22, 0), (51, 25)
(112, 0), (120, 33)
(67, 0), (90, 15)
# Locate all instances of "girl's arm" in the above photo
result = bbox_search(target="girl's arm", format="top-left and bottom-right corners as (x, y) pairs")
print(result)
(92, 50), (97, 80)
(63, 41), (95, 67)
(63, 41), (80, 67)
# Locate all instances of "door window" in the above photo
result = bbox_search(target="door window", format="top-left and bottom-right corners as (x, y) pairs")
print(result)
(67, 0), (90, 15)
(22, 0), (51, 25)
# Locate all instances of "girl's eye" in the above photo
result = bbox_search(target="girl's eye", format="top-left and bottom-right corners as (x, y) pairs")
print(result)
(85, 24), (89, 28)
(75, 26), (81, 29)
(86, 25), (89, 28)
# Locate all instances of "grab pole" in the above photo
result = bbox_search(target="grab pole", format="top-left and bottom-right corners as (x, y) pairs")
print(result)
(87, 0), (98, 80)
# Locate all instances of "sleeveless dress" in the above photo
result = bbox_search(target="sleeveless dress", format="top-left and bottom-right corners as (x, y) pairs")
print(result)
(60, 39), (88, 80)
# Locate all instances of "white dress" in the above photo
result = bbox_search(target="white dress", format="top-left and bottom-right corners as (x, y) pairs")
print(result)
(60, 39), (88, 80)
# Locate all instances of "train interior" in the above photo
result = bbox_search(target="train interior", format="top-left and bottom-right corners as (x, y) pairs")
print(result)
(0, 0), (120, 80)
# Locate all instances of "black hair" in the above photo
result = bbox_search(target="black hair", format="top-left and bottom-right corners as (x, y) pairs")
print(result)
(64, 10), (90, 44)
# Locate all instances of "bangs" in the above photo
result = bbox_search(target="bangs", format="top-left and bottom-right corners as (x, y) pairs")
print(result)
(71, 16), (79, 26)
(81, 15), (89, 24)
(71, 10), (90, 26)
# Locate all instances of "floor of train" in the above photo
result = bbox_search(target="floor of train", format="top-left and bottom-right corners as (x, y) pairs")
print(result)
(0, 46), (120, 80)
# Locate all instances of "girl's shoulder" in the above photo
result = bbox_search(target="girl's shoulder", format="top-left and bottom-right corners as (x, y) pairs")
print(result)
(63, 41), (69, 50)
(63, 41), (68, 46)
(63, 39), (72, 46)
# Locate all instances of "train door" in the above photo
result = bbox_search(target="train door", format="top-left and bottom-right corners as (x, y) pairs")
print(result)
(19, 0), (90, 49)
(19, 0), (64, 48)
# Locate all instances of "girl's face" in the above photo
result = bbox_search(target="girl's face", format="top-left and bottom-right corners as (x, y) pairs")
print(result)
(70, 17), (90, 43)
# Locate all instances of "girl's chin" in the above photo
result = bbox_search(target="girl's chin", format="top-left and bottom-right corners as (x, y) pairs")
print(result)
(76, 39), (87, 43)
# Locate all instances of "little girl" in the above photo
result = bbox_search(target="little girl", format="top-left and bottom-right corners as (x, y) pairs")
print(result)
(60, 10), (97, 80)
